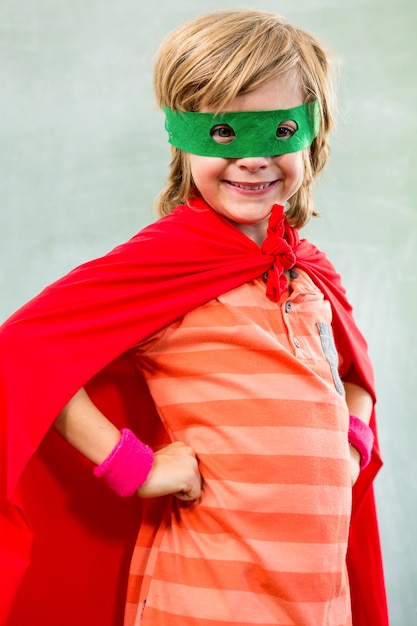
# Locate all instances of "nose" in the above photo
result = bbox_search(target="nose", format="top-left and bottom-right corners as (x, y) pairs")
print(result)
(235, 155), (272, 172)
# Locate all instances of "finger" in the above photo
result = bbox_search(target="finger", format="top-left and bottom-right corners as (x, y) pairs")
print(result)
(175, 491), (197, 501)
(181, 445), (197, 457)
(156, 441), (196, 458)
(174, 486), (201, 501)
(174, 473), (203, 501)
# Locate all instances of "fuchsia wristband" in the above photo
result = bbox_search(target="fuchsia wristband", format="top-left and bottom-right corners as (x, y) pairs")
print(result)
(348, 414), (374, 469)
(93, 429), (154, 497)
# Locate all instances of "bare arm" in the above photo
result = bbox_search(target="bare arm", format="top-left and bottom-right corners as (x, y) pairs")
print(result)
(344, 381), (373, 484)
(344, 381), (373, 426)
(54, 388), (202, 500)
(54, 387), (121, 464)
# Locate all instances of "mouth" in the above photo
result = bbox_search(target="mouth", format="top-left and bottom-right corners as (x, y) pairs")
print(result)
(226, 181), (277, 191)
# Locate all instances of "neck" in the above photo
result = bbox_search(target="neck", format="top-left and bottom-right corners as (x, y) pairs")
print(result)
(233, 221), (269, 246)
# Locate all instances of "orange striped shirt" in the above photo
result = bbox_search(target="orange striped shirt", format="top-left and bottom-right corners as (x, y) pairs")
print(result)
(126, 269), (352, 626)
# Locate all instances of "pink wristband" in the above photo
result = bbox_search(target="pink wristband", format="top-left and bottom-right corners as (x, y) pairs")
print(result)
(93, 429), (154, 497)
(348, 414), (374, 469)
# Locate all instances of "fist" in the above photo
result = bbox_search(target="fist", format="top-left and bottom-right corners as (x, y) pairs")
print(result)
(137, 441), (202, 501)
(350, 445), (361, 486)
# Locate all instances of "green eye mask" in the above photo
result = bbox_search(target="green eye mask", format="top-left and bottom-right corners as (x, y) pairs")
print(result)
(163, 100), (320, 158)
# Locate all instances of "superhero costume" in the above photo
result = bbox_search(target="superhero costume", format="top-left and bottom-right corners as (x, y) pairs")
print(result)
(0, 199), (388, 625)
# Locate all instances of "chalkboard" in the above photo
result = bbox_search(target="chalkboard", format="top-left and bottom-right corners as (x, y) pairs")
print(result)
(1, 1), (416, 622)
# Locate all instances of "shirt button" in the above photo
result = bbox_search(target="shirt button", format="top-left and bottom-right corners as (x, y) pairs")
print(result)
(285, 301), (292, 313)
(293, 337), (301, 348)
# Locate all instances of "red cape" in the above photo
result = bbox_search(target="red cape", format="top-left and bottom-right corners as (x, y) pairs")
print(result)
(0, 199), (388, 625)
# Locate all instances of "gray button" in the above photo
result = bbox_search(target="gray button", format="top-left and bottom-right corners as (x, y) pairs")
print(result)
(285, 301), (292, 313)
(293, 337), (301, 348)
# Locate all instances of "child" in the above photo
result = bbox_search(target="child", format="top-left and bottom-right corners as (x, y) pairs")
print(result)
(0, 9), (388, 626)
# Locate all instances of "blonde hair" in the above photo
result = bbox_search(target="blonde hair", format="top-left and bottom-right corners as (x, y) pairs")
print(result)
(153, 9), (335, 228)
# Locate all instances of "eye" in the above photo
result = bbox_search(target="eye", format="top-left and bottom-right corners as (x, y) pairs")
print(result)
(276, 120), (298, 140)
(210, 124), (236, 144)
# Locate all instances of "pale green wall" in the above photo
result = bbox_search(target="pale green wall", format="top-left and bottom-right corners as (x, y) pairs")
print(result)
(1, 1), (416, 622)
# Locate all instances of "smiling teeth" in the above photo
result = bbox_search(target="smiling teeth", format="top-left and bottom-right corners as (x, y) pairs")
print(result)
(230, 182), (271, 191)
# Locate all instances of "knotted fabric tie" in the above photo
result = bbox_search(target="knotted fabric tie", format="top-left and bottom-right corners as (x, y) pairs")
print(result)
(261, 204), (298, 302)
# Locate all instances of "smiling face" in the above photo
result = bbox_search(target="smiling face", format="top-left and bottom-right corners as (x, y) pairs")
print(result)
(187, 74), (306, 245)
